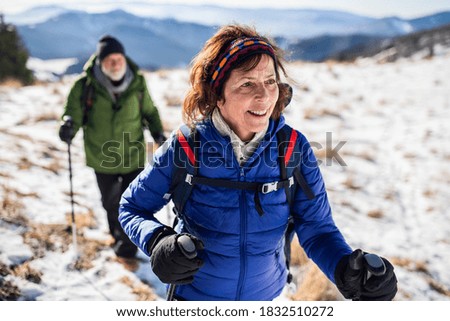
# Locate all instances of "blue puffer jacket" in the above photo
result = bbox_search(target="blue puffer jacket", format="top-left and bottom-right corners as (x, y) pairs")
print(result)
(119, 115), (352, 300)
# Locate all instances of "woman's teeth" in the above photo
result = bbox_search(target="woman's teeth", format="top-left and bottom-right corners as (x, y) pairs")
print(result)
(248, 110), (267, 116)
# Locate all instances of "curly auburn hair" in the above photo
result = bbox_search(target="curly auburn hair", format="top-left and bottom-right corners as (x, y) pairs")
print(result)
(182, 24), (289, 127)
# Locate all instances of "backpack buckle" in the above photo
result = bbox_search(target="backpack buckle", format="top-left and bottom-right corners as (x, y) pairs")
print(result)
(288, 176), (294, 188)
(185, 173), (193, 185)
(262, 181), (278, 194)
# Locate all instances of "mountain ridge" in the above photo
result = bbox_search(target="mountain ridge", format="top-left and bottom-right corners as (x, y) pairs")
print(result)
(8, 5), (450, 72)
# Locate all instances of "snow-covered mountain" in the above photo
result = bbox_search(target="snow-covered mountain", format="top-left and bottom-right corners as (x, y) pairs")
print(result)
(7, 5), (450, 71)
(16, 9), (215, 71)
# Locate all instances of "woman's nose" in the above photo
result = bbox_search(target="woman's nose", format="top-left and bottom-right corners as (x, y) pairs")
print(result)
(255, 84), (269, 100)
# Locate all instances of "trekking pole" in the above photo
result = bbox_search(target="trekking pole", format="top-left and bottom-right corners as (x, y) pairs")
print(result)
(63, 116), (79, 260)
(349, 250), (386, 300)
(166, 235), (197, 301)
(361, 253), (386, 283)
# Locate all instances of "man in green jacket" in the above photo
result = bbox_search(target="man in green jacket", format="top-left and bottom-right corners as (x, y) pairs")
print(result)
(59, 35), (166, 258)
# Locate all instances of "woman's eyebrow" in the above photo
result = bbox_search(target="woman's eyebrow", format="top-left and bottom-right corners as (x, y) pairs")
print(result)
(235, 73), (276, 80)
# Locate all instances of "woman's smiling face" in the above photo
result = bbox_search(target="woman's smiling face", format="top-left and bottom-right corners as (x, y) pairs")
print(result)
(217, 54), (279, 142)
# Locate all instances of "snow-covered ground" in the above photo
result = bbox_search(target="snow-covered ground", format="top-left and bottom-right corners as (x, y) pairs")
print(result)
(1, 49), (449, 301)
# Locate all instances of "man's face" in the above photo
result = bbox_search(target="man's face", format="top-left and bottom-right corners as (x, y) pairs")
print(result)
(101, 53), (126, 81)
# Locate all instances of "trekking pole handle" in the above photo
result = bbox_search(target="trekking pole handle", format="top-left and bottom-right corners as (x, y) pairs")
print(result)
(166, 235), (197, 301)
(349, 250), (386, 284)
(363, 253), (386, 281)
(177, 234), (197, 259)
(62, 115), (73, 125)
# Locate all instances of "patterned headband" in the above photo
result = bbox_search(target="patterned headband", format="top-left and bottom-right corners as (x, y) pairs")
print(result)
(209, 37), (277, 96)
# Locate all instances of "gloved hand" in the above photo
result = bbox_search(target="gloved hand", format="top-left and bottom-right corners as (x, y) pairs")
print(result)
(150, 231), (204, 284)
(335, 249), (397, 301)
(59, 116), (74, 144)
(153, 132), (167, 146)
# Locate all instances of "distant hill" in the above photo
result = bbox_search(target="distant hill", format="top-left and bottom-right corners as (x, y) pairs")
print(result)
(287, 12), (450, 62)
(287, 34), (386, 62)
(333, 23), (450, 62)
(16, 9), (215, 71)
(7, 5), (450, 71)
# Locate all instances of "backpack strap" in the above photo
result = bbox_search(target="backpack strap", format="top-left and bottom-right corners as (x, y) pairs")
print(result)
(164, 125), (198, 216)
(276, 124), (316, 202)
(80, 77), (95, 126)
(137, 90), (144, 112)
(276, 124), (315, 284)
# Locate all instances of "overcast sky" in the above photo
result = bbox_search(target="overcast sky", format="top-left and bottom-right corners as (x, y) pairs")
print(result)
(1, 0), (450, 18)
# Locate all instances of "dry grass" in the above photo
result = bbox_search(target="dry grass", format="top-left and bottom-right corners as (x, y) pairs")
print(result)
(114, 257), (140, 272)
(344, 151), (376, 163)
(22, 208), (105, 270)
(340, 200), (359, 212)
(66, 208), (97, 230)
(391, 256), (450, 297)
(0, 278), (21, 300)
(1, 186), (106, 272)
(303, 108), (342, 120)
(164, 94), (183, 107)
(422, 189), (436, 198)
(34, 112), (60, 122)
(23, 223), (74, 257)
(15, 152), (63, 175)
(120, 276), (157, 301)
(72, 236), (112, 271)
(0, 262), (12, 276)
(0, 186), (30, 226)
(0, 78), (23, 88)
(12, 262), (42, 284)
(342, 177), (362, 190)
(384, 191), (396, 201)
(41, 159), (63, 175)
(0, 182), (154, 300)
(18, 157), (33, 171)
(0, 171), (12, 178)
(403, 152), (417, 159)
(367, 209), (384, 219)
(428, 278), (450, 297)
(289, 237), (341, 301)
(0, 128), (33, 141)
(154, 69), (170, 79)
(290, 236), (310, 266)
(291, 264), (341, 301)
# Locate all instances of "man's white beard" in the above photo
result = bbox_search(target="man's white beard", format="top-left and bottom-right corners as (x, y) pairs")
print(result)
(102, 64), (127, 81)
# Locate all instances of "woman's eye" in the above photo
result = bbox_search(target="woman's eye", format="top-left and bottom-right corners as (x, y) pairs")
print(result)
(266, 79), (276, 85)
(241, 82), (252, 87)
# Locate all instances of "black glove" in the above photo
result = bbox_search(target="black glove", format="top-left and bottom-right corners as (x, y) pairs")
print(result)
(153, 132), (167, 146)
(335, 249), (397, 301)
(149, 229), (204, 284)
(59, 116), (74, 144)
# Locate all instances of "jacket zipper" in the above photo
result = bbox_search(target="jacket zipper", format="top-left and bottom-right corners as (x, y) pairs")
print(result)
(236, 167), (247, 300)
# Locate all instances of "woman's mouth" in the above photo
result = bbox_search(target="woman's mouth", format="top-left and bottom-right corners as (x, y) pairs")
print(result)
(248, 109), (268, 117)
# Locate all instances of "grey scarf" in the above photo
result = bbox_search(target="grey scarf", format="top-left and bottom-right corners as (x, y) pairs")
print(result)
(93, 58), (134, 102)
(212, 108), (268, 166)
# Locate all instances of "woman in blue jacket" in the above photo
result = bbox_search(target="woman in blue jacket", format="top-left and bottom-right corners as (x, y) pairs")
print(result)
(119, 24), (397, 301)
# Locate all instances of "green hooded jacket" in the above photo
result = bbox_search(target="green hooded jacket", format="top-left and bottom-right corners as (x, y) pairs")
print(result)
(62, 55), (164, 174)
